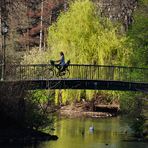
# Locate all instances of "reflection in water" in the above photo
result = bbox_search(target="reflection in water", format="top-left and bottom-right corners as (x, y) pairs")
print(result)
(37, 117), (147, 148)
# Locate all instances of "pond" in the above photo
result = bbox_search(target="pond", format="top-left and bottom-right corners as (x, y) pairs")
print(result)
(37, 116), (147, 148)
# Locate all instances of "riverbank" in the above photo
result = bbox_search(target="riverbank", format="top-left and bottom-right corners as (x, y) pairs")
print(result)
(0, 128), (58, 145)
(58, 100), (120, 118)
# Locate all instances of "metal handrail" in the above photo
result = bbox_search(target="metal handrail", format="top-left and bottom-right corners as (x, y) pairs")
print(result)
(6, 63), (148, 70)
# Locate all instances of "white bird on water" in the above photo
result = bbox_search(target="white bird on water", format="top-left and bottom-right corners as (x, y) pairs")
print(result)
(89, 124), (94, 132)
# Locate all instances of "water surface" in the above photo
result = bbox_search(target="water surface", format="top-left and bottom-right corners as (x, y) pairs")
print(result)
(37, 116), (147, 148)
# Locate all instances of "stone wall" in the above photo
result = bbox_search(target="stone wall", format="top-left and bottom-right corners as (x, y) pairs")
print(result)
(93, 0), (138, 30)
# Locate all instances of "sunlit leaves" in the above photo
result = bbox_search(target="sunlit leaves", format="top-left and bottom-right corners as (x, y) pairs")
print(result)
(47, 0), (124, 65)
(47, 0), (128, 104)
(127, 0), (148, 67)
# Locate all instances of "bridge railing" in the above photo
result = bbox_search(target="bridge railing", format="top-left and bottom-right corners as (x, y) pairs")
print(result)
(2, 64), (148, 82)
(68, 64), (148, 82)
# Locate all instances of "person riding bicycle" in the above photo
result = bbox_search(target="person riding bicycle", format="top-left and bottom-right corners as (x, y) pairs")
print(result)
(55, 51), (66, 71)
(50, 52), (70, 77)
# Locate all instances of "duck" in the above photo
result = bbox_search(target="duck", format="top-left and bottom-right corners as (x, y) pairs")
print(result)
(89, 125), (94, 132)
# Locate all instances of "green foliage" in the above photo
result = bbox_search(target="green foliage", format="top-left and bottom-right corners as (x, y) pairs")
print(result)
(119, 0), (148, 114)
(31, 90), (54, 104)
(127, 0), (148, 67)
(25, 90), (54, 130)
(21, 48), (51, 64)
(47, 0), (127, 65)
(55, 90), (81, 105)
(47, 0), (130, 104)
(21, 0), (147, 112)
(130, 115), (145, 137)
(119, 92), (140, 114)
(138, 0), (148, 5)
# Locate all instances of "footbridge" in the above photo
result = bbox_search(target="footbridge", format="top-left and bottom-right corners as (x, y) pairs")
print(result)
(0, 64), (148, 91)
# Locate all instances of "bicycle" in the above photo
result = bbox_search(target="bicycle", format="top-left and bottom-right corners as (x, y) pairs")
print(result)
(43, 60), (70, 79)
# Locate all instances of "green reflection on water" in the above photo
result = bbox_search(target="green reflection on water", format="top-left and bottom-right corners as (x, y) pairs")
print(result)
(38, 117), (147, 148)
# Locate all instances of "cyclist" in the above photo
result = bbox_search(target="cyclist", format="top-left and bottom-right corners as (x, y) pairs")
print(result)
(50, 52), (70, 77)
(55, 51), (65, 71)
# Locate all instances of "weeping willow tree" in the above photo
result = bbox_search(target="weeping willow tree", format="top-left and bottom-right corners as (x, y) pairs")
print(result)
(47, 0), (131, 104)
(47, 0), (129, 65)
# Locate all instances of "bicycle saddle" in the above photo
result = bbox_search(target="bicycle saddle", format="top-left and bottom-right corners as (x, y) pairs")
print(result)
(66, 60), (70, 65)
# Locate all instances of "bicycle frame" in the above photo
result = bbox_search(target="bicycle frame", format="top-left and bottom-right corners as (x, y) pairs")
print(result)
(49, 60), (70, 78)
(54, 64), (69, 77)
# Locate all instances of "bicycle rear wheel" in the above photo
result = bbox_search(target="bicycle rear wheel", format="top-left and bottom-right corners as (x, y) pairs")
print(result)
(43, 68), (54, 79)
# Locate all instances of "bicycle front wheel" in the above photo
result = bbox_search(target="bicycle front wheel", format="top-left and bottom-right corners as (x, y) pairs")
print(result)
(43, 68), (54, 79)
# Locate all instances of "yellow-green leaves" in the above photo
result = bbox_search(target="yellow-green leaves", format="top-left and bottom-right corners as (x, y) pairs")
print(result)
(47, 0), (124, 65)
